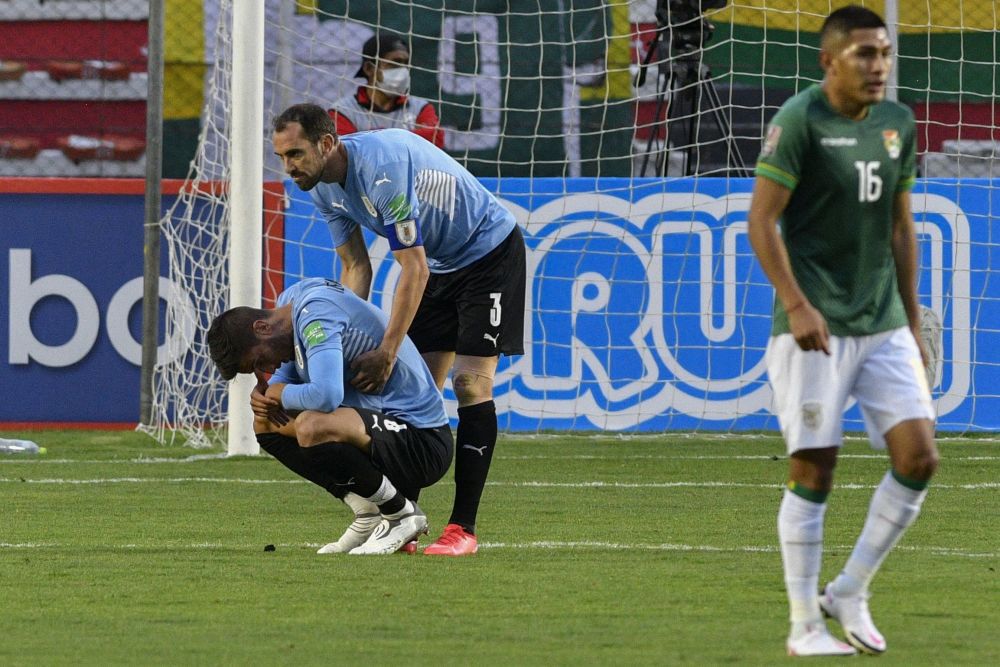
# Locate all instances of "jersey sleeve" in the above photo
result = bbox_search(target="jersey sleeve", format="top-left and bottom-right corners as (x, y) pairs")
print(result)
(270, 360), (300, 385)
(755, 103), (809, 191)
(310, 188), (358, 248)
(896, 108), (917, 192)
(280, 296), (347, 412)
(367, 160), (424, 251)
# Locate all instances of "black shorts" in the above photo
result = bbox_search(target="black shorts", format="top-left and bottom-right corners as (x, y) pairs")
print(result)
(408, 225), (526, 358)
(355, 407), (454, 500)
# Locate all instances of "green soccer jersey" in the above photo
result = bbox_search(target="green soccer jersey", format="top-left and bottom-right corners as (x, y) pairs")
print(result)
(755, 84), (916, 337)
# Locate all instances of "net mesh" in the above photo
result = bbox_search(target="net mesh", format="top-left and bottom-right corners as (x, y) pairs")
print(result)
(144, 0), (1000, 447)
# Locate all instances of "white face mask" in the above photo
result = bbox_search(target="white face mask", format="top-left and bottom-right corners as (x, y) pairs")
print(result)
(378, 67), (410, 96)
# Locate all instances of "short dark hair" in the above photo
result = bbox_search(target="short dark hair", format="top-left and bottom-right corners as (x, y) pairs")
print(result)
(272, 103), (337, 144)
(207, 306), (268, 380)
(821, 5), (886, 41)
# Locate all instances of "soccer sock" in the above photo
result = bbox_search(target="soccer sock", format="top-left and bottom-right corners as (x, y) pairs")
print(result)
(778, 486), (829, 625)
(301, 442), (383, 500)
(449, 400), (498, 534)
(830, 469), (928, 597)
(256, 432), (342, 497)
(367, 476), (414, 518)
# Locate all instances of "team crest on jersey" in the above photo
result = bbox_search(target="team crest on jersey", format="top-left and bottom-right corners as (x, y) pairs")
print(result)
(801, 401), (823, 431)
(882, 130), (901, 159)
(294, 343), (304, 370)
(760, 124), (782, 158)
(360, 195), (378, 218)
(394, 220), (418, 246)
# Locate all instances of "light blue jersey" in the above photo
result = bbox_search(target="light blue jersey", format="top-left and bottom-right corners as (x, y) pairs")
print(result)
(271, 277), (447, 428)
(310, 128), (516, 273)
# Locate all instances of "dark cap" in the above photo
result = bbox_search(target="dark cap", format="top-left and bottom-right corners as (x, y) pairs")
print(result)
(354, 32), (409, 78)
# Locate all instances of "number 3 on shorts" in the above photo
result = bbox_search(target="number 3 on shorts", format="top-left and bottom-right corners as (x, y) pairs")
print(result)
(489, 292), (502, 327)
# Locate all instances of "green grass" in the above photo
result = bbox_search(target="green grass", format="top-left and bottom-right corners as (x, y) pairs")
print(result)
(1, 430), (997, 665)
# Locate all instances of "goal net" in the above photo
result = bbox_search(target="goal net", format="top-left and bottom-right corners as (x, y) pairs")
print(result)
(144, 0), (999, 450)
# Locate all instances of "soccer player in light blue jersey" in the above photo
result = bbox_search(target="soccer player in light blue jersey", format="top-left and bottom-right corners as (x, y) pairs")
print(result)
(207, 278), (453, 555)
(272, 103), (526, 556)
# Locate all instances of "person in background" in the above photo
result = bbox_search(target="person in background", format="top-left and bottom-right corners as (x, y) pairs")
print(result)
(329, 31), (445, 149)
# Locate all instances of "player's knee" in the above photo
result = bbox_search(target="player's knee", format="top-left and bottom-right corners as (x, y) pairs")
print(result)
(452, 371), (492, 406)
(293, 411), (326, 447)
(897, 446), (939, 481)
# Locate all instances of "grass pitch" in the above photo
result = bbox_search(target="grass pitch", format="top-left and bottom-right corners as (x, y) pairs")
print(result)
(1, 430), (997, 665)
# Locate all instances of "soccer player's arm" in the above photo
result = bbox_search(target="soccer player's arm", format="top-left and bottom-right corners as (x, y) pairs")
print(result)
(334, 226), (374, 300)
(747, 111), (830, 353)
(312, 190), (374, 300)
(351, 164), (429, 394)
(890, 118), (925, 361)
(278, 309), (346, 413)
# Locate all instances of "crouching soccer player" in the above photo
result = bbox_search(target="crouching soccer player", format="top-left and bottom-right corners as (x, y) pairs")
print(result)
(207, 277), (453, 555)
(748, 5), (939, 657)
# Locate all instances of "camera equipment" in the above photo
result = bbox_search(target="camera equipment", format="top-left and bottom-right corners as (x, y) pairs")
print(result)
(635, 0), (748, 177)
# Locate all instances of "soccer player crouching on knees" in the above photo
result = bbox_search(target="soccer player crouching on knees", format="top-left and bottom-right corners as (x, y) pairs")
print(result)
(207, 277), (453, 555)
(748, 5), (939, 658)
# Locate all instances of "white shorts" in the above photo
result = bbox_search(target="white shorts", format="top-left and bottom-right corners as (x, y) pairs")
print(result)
(765, 327), (935, 453)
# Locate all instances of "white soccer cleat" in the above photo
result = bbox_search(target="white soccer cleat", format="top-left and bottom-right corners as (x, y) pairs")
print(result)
(348, 503), (428, 556)
(316, 493), (381, 554)
(786, 621), (857, 657)
(821, 585), (887, 655)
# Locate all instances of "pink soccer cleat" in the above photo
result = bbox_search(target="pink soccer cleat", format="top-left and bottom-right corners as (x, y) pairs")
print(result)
(423, 523), (478, 556)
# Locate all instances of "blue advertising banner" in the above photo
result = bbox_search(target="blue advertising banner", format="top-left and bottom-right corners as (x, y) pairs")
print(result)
(284, 177), (998, 433)
(1, 178), (995, 431)
(0, 182), (187, 424)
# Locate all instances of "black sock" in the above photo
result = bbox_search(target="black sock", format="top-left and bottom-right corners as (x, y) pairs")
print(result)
(256, 432), (343, 498)
(449, 400), (497, 533)
(302, 442), (384, 499)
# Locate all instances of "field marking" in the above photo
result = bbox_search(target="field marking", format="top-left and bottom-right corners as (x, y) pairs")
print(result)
(4, 452), (999, 465)
(1, 477), (997, 490)
(4, 453), (1000, 465)
(0, 540), (994, 559)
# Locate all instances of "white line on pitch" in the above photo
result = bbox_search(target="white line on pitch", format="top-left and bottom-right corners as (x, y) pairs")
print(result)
(1, 477), (997, 490)
(5, 453), (999, 464)
(0, 541), (993, 559)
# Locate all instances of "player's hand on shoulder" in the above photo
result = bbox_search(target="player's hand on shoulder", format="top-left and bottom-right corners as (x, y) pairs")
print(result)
(788, 301), (831, 355)
(350, 347), (396, 394)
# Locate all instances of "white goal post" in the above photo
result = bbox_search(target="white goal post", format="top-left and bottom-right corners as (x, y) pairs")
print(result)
(143, 1), (999, 452)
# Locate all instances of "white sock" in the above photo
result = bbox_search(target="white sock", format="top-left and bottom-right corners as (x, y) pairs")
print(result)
(778, 489), (827, 625)
(364, 477), (414, 519)
(365, 476), (400, 506)
(342, 492), (378, 516)
(830, 471), (928, 597)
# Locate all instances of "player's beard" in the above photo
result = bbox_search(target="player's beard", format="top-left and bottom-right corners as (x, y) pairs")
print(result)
(293, 170), (321, 191)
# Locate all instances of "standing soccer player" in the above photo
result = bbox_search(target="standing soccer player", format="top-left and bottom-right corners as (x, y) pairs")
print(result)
(272, 104), (526, 556)
(747, 6), (938, 657)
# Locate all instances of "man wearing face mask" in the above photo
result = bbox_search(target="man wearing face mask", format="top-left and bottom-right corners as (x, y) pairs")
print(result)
(329, 31), (445, 149)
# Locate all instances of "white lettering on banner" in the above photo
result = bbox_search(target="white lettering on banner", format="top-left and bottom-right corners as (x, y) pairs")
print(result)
(364, 192), (970, 428)
(7, 249), (196, 368)
(9, 249), (99, 367)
